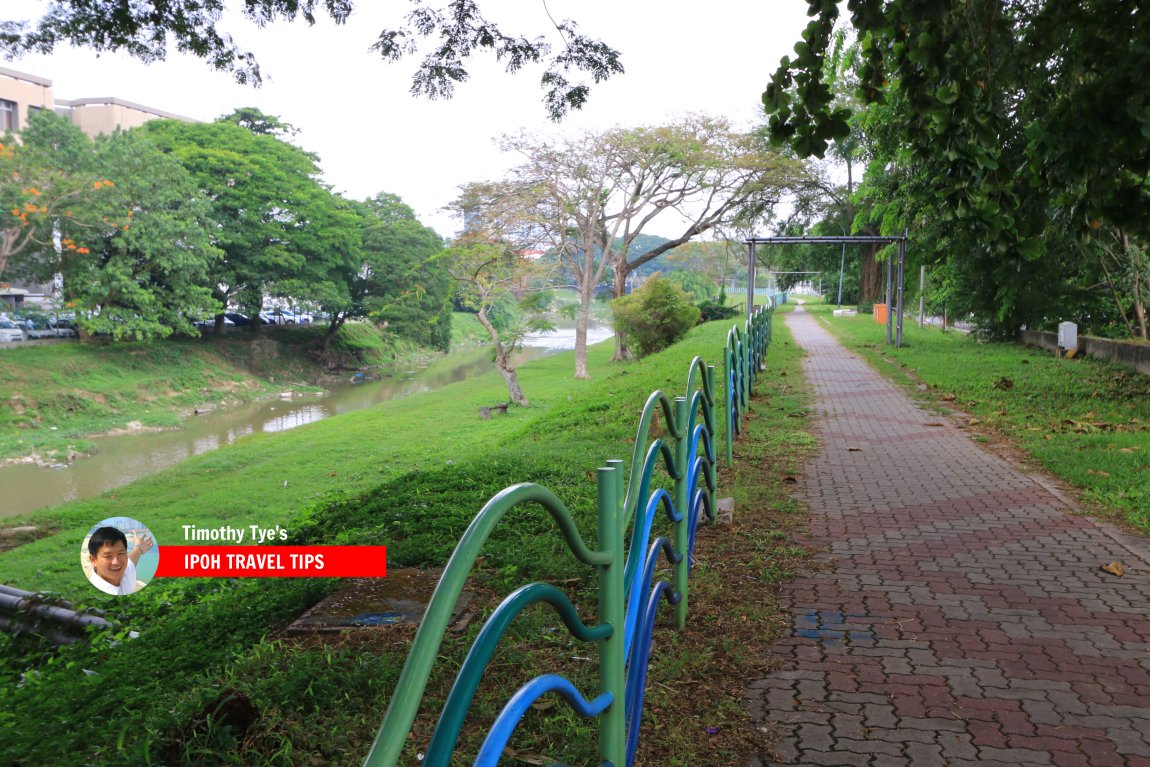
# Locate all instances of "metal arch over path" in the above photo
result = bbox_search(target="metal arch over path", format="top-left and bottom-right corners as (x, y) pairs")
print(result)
(745, 235), (909, 347)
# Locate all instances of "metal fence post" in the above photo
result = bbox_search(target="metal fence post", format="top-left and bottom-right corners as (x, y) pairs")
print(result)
(597, 465), (625, 766)
(673, 396), (690, 629)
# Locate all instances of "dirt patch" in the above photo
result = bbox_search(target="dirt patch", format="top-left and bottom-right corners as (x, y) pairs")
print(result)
(102, 420), (171, 437)
(0, 523), (59, 553)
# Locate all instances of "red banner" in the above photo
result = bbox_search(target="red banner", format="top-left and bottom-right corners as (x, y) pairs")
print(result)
(155, 546), (387, 578)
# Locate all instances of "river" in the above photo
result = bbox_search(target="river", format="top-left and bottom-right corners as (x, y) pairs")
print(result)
(1, 325), (613, 518)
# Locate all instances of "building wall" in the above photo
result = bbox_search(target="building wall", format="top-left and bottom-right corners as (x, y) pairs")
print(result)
(0, 66), (195, 138)
(58, 97), (195, 137)
(0, 66), (54, 134)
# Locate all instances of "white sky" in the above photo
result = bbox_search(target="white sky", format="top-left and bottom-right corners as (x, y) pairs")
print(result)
(4, 1), (813, 238)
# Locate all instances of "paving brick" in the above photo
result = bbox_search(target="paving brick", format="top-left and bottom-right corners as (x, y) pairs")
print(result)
(742, 307), (1150, 767)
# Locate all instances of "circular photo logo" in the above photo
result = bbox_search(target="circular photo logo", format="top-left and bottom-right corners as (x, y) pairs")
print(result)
(81, 517), (159, 596)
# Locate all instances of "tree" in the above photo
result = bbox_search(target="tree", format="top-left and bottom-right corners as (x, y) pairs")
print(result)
(0, 110), (113, 281)
(484, 118), (804, 376)
(141, 114), (357, 331)
(438, 237), (551, 406)
(1, 1), (622, 120)
(63, 130), (222, 340)
(764, 1), (1150, 338)
(658, 240), (744, 293)
(317, 193), (450, 350)
(360, 194), (451, 350)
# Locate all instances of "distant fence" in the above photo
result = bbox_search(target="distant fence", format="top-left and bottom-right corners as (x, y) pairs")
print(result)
(362, 305), (776, 767)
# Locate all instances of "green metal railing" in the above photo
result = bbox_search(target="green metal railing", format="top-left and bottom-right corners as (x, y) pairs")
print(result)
(724, 294), (784, 466)
(362, 316), (774, 767)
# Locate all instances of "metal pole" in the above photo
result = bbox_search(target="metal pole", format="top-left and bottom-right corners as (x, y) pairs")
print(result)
(896, 239), (906, 348)
(919, 265), (925, 328)
(597, 465), (626, 767)
(836, 223), (846, 307)
(746, 241), (756, 327)
(885, 252), (893, 346)
(673, 396), (690, 629)
(837, 244), (846, 306)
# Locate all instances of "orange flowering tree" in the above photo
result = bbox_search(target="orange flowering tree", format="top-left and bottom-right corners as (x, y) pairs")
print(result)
(0, 111), (115, 281)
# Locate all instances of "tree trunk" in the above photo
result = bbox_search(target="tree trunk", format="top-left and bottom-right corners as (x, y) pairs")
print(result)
(1130, 234), (1150, 339)
(321, 314), (347, 349)
(860, 244), (884, 305)
(611, 266), (630, 361)
(1133, 282), (1148, 339)
(574, 282), (592, 380)
(477, 307), (529, 405)
(495, 355), (529, 406)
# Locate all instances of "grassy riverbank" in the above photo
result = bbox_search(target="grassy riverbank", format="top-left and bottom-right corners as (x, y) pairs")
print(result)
(0, 317), (817, 767)
(0, 323), (441, 466)
(808, 304), (1150, 530)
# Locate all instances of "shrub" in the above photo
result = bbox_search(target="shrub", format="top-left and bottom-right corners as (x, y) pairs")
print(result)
(696, 287), (737, 322)
(611, 274), (701, 358)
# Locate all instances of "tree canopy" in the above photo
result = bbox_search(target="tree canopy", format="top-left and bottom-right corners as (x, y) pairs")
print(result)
(765, 1), (1150, 338)
(1, 1), (623, 120)
(141, 113), (358, 325)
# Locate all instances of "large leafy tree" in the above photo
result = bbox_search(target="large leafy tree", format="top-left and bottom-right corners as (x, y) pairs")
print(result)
(3, 113), (220, 339)
(0, 1), (622, 120)
(360, 193), (450, 350)
(64, 130), (221, 340)
(317, 193), (450, 349)
(141, 113), (356, 329)
(764, 0), (1150, 337)
(0, 110), (112, 281)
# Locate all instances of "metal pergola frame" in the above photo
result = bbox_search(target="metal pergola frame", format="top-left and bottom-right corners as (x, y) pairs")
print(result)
(745, 235), (909, 347)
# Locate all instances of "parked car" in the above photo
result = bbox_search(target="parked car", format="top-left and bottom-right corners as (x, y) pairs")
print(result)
(47, 317), (78, 338)
(0, 320), (26, 342)
(261, 309), (296, 325)
(224, 312), (266, 326)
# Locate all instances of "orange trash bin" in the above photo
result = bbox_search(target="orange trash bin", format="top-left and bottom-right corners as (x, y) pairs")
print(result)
(873, 303), (888, 324)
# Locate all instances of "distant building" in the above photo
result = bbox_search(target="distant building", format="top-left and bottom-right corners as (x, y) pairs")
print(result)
(1, 65), (196, 306)
(56, 96), (195, 137)
(1, 64), (195, 138)
(0, 66), (52, 133)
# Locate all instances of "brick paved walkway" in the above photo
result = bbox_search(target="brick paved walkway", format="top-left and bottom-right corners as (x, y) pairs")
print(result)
(745, 306), (1150, 767)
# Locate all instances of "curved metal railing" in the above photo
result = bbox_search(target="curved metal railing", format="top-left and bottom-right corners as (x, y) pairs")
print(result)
(363, 313), (774, 767)
(725, 294), (784, 465)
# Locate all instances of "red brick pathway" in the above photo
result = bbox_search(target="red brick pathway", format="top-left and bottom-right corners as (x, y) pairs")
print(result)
(745, 306), (1150, 767)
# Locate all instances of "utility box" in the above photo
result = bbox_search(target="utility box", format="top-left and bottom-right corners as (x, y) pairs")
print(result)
(1058, 321), (1078, 354)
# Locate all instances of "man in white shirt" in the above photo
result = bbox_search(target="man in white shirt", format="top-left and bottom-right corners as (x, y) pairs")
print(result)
(86, 527), (154, 596)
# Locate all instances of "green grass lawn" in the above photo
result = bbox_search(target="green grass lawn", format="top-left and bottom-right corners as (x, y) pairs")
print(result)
(807, 304), (1150, 530)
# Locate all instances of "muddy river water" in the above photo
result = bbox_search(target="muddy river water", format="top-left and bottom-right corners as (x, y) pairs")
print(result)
(2, 325), (612, 518)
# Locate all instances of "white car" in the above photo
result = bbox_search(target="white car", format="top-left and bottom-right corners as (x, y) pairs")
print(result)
(0, 320), (26, 342)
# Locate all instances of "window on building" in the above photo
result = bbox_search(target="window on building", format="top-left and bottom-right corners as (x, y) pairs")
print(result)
(0, 99), (16, 132)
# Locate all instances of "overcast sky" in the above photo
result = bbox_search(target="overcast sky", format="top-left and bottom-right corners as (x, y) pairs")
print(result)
(5, 1), (813, 237)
